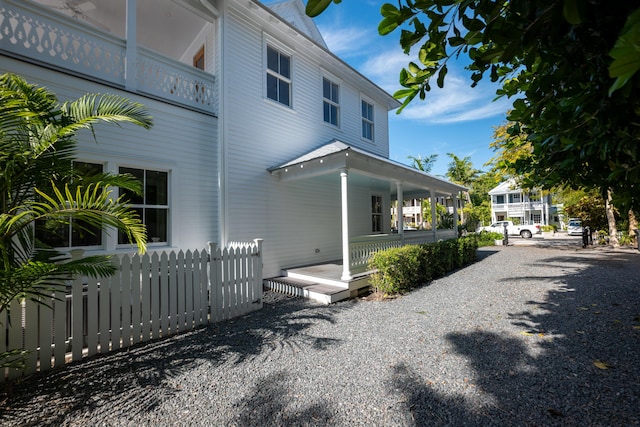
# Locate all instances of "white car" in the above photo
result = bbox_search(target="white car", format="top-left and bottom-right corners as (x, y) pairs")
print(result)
(567, 218), (583, 236)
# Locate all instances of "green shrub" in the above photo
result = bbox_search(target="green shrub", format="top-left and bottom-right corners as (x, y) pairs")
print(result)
(476, 231), (503, 246)
(369, 245), (426, 295)
(368, 236), (479, 296)
(540, 225), (557, 232)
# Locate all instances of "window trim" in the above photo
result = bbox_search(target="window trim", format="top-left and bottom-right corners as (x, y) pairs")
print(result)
(265, 42), (293, 107)
(361, 97), (375, 141)
(322, 76), (340, 127)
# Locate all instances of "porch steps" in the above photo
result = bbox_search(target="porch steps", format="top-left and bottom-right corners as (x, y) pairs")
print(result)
(264, 276), (352, 304)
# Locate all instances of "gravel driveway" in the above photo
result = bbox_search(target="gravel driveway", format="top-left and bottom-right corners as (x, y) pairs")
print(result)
(1, 244), (639, 426)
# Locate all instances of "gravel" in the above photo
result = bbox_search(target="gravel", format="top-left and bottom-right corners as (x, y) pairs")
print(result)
(1, 243), (639, 426)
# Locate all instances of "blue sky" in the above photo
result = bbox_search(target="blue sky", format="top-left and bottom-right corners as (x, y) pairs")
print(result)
(309, 0), (512, 177)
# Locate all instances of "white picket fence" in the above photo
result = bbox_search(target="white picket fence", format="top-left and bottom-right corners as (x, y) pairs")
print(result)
(0, 239), (263, 382)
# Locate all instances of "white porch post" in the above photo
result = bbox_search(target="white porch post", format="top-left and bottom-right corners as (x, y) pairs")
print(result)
(340, 168), (352, 281)
(396, 181), (404, 238)
(125, 0), (137, 91)
(453, 193), (459, 236)
(431, 192), (437, 238)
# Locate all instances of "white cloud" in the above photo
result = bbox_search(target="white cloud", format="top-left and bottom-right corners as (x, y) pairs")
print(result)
(318, 25), (371, 57)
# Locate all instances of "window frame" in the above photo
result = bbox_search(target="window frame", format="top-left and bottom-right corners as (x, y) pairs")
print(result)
(322, 76), (340, 127)
(193, 45), (205, 70)
(361, 98), (375, 141)
(118, 167), (170, 247)
(265, 43), (292, 107)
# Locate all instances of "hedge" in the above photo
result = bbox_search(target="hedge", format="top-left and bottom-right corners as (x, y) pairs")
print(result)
(368, 236), (479, 296)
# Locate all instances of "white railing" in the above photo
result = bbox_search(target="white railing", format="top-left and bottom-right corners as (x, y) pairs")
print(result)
(0, 0), (217, 115)
(348, 230), (454, 274)
(0, 239), (262, 381)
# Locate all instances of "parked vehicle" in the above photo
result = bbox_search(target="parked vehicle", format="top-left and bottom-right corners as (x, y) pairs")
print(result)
(476, 221), (541, 239)
(567, 218), (583, 236)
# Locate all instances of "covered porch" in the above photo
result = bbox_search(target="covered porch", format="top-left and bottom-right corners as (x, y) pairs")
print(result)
(265, 141), (466, 303)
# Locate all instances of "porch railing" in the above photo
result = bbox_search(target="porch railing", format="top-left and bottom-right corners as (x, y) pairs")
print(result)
(0, 0), (217, 115)
(348, 230), (456, 275)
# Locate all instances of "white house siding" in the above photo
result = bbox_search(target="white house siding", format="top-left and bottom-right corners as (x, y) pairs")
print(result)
(2, 57), (219, 253)
(220, 2), (394, 277)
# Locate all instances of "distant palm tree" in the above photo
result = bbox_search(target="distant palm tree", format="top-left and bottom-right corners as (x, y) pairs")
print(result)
(0, 73), (152, 367)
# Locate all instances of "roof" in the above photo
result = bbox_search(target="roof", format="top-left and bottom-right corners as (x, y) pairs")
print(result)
(269, 140), (467, 197)
(488, 179), (520, 195)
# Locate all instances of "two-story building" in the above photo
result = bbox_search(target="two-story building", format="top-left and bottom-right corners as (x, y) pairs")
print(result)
(1, 0), (466, 301)
(488, 180), (563, 229)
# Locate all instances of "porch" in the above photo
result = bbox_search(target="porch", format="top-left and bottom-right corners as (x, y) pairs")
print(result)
(264, 229), (457, 304)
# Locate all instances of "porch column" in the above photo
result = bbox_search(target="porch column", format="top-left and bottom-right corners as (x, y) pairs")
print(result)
(125, 0), (137, 91)
(340, 168), (352, 281)
(430, 192), (437, 237)
(453, 193), (459, 236)
(396, 181), (404, 237)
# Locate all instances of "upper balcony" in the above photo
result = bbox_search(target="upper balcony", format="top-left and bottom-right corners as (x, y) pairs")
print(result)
(0, 0), (217, 115)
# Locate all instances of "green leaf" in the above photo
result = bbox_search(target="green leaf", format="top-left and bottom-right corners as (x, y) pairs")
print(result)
(461, 15), (485, 32)
(608, 8), (640, 95)
(305, 0), (336, 17)
(563, 0), (583, 25)
(437, 65), (448, 88)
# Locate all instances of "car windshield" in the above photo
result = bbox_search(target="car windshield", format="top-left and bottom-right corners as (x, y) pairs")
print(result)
(569, 220), (581, 227)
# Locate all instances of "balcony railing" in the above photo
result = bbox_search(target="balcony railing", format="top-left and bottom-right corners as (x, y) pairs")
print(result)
(0, 0), (217, 115)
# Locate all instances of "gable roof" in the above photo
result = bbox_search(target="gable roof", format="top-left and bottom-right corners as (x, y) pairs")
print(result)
(263, 0), (328, 48)
(488, 179), (520, 195)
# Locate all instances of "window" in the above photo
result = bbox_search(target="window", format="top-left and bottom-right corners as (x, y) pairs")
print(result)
(323, 77), (339, 126)
(532, 214), (541, 223)
(371, 195), (382, 233)
(36, 162), (104, 248)
(361, 100), (374, 140)
(266, 45), (291, 106)
(509, 193), (521, 203)
(495, 195), (505, 204)
(118, 168), (169, 244)
(193, 45), (205, 70)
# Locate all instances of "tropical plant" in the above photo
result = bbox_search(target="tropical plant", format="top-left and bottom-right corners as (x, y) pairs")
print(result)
(0, 73), (152, 367)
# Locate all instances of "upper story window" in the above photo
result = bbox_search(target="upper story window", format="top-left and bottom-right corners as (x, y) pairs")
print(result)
(495, 195), (505, 204)
(323, 77), (340, 126)
(266, 45), (291, 107)
(361, 100), (374, 141)
(509, 193), (521, 203)
(36, 161), (104, 248)
(118, 167), (169, 245)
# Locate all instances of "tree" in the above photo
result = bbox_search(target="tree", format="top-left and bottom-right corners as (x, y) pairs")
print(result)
(445, 153), (478, 187)
(306, 0), (640, 212)
(0, 73), (152, 367)
(408, 154), (438, 173)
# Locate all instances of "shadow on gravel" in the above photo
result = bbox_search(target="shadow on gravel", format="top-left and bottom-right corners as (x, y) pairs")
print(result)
(389, 251), (640, 426)
(0, 296), (348, 426)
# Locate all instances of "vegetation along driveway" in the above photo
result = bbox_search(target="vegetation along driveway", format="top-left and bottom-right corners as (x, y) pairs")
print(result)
(1, 244), (639, 426)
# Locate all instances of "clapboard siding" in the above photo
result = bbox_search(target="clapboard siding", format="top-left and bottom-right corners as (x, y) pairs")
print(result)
(1, 57), (219, 252)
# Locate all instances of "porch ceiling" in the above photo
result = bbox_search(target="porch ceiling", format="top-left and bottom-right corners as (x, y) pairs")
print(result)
(268, 140), (467, 197)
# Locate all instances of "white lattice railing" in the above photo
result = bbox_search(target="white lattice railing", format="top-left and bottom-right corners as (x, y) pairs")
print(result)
(0, 0), (217, 115)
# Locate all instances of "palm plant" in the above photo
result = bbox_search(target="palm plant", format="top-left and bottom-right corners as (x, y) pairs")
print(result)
(0, 73), (152, 366)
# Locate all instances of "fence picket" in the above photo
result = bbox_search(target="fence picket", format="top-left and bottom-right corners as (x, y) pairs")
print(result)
(71, 277), (83, 362)
(23, 299), (38, 376)
(110, 268), (122, 351)
(86, 276), (99, 357)
(1, 240), (263, 382)
(38, 295), (53, 372)
(131, 255), (142, 345)
(121, 255), (132, 349)
(176, 251), (185, 332)
(150, 252), (160, 339)
(160, 252), (169, 337)
(185, 250), (194, 328)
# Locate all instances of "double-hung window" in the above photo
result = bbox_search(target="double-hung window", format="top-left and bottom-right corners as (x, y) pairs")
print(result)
(323, 77), (339, 126)
(266, 44), (291, 107)
(371, 195), (382, 233)
(361, 100), (374, 141)
(36, 161), (104, 248)
(118, 167), (169, 244)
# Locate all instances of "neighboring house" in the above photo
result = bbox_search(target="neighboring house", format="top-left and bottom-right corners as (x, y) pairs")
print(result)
(488, 180), (563, 229)
(0, 0), (466, 302)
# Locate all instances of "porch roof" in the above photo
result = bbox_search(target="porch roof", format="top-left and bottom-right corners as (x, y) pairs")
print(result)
(268, 140), (467, 197)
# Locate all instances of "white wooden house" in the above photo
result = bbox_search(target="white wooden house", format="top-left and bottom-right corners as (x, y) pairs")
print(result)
(488, 180), (563, 229)
(0, 0), (466, 303)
